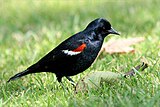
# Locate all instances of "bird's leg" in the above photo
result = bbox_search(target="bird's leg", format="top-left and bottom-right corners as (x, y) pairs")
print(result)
(66, 76), (76, 86)
(57, 76), (69, 92)
(59, 82), (68, 91)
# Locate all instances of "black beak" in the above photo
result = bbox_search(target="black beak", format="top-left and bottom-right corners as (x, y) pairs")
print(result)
(108, 27), (120, 35)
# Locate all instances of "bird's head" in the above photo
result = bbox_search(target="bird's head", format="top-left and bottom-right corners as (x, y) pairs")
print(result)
(85, 18), (120, 38)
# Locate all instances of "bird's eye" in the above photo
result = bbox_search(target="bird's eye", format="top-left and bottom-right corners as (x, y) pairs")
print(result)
(97, 26), (106, 32)
(102, 27), (106, 31)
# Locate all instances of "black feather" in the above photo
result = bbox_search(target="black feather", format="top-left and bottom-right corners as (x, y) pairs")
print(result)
(7, 69), (29, 82)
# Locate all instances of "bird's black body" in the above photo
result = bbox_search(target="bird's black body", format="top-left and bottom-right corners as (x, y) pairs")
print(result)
(8, 18), (120, 83)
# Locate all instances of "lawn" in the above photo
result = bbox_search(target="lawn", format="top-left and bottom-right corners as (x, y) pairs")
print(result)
(0, 0), (160, 107)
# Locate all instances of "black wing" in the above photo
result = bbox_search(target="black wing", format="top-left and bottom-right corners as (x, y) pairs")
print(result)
(32, 33), (86, 69)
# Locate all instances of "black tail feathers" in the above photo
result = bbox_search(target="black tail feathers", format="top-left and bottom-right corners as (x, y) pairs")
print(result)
(7, 69), (30, 82)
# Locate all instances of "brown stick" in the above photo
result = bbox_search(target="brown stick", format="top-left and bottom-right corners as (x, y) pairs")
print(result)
(124, 62), (148, 78)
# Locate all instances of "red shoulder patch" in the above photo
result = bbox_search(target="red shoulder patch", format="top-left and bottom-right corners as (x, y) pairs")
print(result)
(73, 43), (86, 52)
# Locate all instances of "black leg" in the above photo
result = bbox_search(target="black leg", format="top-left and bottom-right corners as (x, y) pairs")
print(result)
(57, 76), (69, 91)
(59, 81), (67, 91)
(57, 76), (62, 83)
(66, 76), (76, 86)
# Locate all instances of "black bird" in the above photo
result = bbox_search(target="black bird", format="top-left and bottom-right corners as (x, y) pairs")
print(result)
(8, 18), (120, 85)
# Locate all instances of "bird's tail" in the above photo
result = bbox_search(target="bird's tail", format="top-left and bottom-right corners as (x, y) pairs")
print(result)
(7, 69), (30, 82)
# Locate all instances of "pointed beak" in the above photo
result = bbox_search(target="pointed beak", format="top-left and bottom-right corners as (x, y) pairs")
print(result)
(108, 27), (120, 35)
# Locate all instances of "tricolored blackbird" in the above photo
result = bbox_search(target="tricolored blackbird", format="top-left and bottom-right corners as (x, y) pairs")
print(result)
(8, 18), (120, 85)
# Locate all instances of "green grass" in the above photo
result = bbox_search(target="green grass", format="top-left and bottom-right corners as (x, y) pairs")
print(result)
(0, 0), (160, 107)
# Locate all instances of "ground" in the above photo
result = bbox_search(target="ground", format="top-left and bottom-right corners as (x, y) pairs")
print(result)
(0, 0), (160, 107)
